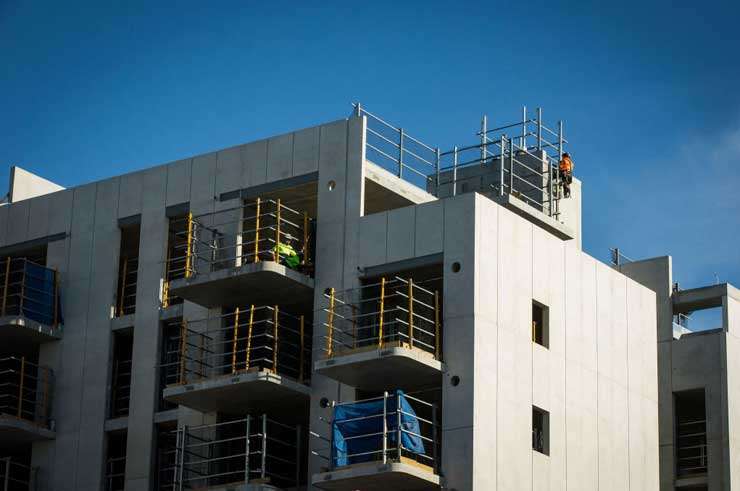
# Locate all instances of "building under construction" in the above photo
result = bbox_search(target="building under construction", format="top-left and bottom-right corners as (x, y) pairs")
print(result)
(3, 103), (710, 491)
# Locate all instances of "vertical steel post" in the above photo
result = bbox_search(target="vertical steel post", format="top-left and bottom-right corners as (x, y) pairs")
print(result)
(184, 213), (194, 278)
(261, 415), (267, 480)
(382, 391), (388, 464)
(272, 306), (279, 372)
(302, 211), (309, 266)
(3, 456), (10, 491)
(397, 391), (402, 461)
(18, 260), (25, 316)
(2, 258), (10, 316)
(299, 315), (305, 382)
(326, 289), (335, 358)
(244, 416), (251, 484)
(509, 138), (515, 194)
(435, 148), (441, 197)
(295, 425), (302, 488)
(254, 198), (261, 263)
(42, 366), (49, 422)
(432, 404), (438, 473)
(452, 146), (458, 197)
(231, 307), (240, 373)
(179, 426), (189, 491)
(378, 278), (386, 349)
(355, 102), (361, 117)
(537, 107), (543, 151)
(246, 305), (255, 369)
(521, 106), (527, 149)
(499, 136), (505, 196)
(17, 357), (25, 418)
(179, 320), (188, 384)
(274, 199), (281, 262)
(118, 257), (128, 317)
(408, 279), (414, 348)
(557, 120), (564, 218)
(434, 291), (441, 360)
(53, 268), (59, 326)
(398, 128), (404, 178)
(480, 115), (487, 166)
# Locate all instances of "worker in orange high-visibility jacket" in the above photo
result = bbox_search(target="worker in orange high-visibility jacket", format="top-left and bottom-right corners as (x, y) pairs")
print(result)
(559, 152), (574, 198)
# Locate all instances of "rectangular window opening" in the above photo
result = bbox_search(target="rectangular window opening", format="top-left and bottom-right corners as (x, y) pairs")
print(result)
(104, 430), (127, 491)
(532, 301), (549, 348)
(675, 389), (708, 477)
(115, 223), (140, 317)
(158, 319), (181, 411)
(163, 213), (190, 307)
(532, 406), (549, 455)
(110, 331), (133, 418)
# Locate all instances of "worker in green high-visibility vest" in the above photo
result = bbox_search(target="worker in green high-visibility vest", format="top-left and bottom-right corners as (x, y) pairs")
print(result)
(275, 234), (300, 269)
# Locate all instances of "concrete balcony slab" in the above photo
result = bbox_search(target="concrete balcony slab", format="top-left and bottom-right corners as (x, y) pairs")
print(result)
(163, 369), (310, 418)
(169, 261), (314, 311)
(312, 461), (440, 491)
(315, 344), (443, 391)
(0, 315), (61, 352)
(0, 414), (54, 452)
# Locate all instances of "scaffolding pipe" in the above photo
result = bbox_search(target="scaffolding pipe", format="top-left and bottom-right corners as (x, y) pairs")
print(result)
(378, 278), (386, 349)
(382, 391), (388, 464)
(435, 148), (441, 196)
(452, 146), (458, 197)
(480, 115), (487, 165)
(397, 393), (402, 461)
(398, 128), (404, 178)
(246, 305), (255, 369)
(521, 106), (527, 149)
(509, 138), (514, 194)
(254, 198), (261, 263)
(326, 288), (335, 357)
(274, 199), (281, 262)
(231, 307), (240, 373)
(261, 415), (268, 480)
(244, 416), (251, 483)
(537, 108), (543, 151)
(184, 213), (194, 278)
(499, 136), (505, 197)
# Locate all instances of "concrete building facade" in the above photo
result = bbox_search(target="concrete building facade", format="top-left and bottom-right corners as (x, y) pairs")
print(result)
(0, 107), (659, 490)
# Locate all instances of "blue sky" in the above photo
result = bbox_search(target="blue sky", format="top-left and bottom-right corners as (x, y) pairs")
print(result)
(1, 0), (739, 298)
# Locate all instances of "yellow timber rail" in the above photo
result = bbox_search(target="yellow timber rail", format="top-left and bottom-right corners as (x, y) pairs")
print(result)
(322, 276), (442, 360)
(164, 306), (312, 386)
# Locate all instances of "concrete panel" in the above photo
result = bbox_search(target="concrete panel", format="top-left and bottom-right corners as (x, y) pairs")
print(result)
(358, 210), (387, 268)
(47, 188), (74, 236)
(215, 145), (243, 196)
(413, 200), (443, 258)
(0, 205), (8, 247)
(293, 125), (320, 176)
(629, 393), (660, 491)
(166, 158), (192, 207)
(597, 377), (630, 491)
(724, 299), (740, 489)
(190, 152), (218, 209)
(386, 206), (415, 263)
(241, 139), (268, 189)
(141, 165), (167, 212)
(27, 192), (51, 239)
(596, 263), (628, 386)
(6, 200), (30, 244)
(532, 451), (550, 491)
(266, 133), (294, 182)
(118, 170), (143, 218)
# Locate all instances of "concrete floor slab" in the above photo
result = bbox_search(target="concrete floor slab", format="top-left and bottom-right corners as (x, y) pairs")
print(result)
(163, 369), (311, 419)
(0, 315), (61, 355)
(169, 261), (314, 311)
(312, 461), (440, 490)
(0, 414), (55, 452)
(314, 346), (442, 391)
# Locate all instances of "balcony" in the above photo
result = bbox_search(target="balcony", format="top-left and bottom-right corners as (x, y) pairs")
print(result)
(312, 391), (440, 491)
(172, 415), (303, 490)
(315, 277), (443, 391)
(0, 258), (62, 347)
(0, 457), (36, 491)
(165, 199), (315, 311)
(0, 356), (55, 449)
(162, 307), (311, 417)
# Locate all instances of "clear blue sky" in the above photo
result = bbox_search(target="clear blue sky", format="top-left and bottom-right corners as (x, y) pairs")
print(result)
(2, 1), (739, 302)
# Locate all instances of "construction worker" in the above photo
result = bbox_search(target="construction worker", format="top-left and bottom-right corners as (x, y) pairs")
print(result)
(275, 234), (300, 269)
(559, 152), (574, 198)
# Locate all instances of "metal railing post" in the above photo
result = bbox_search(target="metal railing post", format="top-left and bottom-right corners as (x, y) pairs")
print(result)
(302, 211), (309, 266)
(179, 320), (187, 384)
(184, 213), (194, 278)
(53, 268), (59, 326)
(397, 391), (402, 461)
(41, 366), (49, 422)
(432, 404), (438, 473)
(245, 416), (251, 483)
(435, 148), (441, 196)
(118, 257), (128, 317)
(398, 128), (404, 178)
(382, 391), (388, 464)
(19, 260), (25, 316)
(299, 315), (305, 382)
(434, 291), (441, 360)
(326, 289), (335, 358)
(254, 198), (261, 263)
(509, 138), (514, 194)
(261, 415), (268, 480)
(378, 278), (386, 349)
(408, 279), (414, 348)
(295, 424), (302, 488)
(272, 306), (279, 372)
(17, 356), (25, 418)
(537, 107), (543, 151)
(246, 305), (255, 369)
(452, 146), (458, 197)
(2, 257), (10, 316)
(179, 426), (188, 491)
(273, 199), (281, 262)
(231, 307), (240, 373)
(499, 136), (505, 197)
(521, 106), (527, 149)
(4, 456), (11, 491)
(480, 115), (487, 165)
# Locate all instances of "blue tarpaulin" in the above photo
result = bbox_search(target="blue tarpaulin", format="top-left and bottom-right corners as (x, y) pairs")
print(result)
(332, 390), (425, 467)
(22, 262), (61, 326)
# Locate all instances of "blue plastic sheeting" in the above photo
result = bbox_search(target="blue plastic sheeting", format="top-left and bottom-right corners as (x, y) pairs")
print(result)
(22, 262), (61, 326)
(332, 390), (426, 467)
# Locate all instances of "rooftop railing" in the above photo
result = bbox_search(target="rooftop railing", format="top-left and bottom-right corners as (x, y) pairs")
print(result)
(321, 276), (442, 360)
(312, 390), (439, 473)
(162, 306), (311, 386)
(0, 258), (61, 328)
(0, 356), (54, 429)
(173, 415), (302, 490)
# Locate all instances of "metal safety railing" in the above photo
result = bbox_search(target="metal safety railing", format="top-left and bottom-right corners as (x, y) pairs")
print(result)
(163, 306), (312, 386)
(104, 454), (126, 491)
(321, 276), (442, 360)
(0, 356), (53, 428)
(609, 247), (634, 267)
(164, 199), (315, 283)
(0, 257), (61, 328)
(115, 255), (138, 317)
(676, 418), (708, 477)
(162, 215), (191, 308)
(354, 103), (568, 219)
(110, 359), (132, 418)
(312, 390), (439, 473)
(173, 415), (302, 490)
(0, 457), (36, 491)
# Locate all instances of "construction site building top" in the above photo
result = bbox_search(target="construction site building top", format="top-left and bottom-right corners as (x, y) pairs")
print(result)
(354, 102), (572, 224)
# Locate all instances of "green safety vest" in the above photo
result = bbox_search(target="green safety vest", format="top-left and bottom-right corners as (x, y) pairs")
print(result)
(275, 243), (300, 269)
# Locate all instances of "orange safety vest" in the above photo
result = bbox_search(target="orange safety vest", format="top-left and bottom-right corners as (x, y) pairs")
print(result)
(559, 155), (573, 174)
